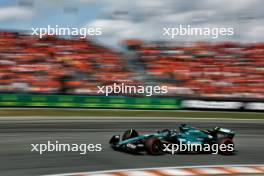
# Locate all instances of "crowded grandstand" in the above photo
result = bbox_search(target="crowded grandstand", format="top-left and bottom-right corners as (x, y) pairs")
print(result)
(0, 31), (263, 99)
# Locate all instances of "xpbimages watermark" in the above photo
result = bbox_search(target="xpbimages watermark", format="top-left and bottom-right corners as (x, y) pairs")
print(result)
(163, 25), (234, 39)
(31, 25), (102, 38)
(163, 142), (234, 154)
(30, 141), (102, 155)
(97, 83), (168, 96)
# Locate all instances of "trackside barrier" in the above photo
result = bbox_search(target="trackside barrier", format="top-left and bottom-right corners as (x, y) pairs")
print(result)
(182, 99), (264, 111)
(0, 94), (181, 110)
(0, 94), (263, 111)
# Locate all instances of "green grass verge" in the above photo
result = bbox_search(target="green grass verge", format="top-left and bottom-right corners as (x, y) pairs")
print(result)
(0, 109), (263, 119)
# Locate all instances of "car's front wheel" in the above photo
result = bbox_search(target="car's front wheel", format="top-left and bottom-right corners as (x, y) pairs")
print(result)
(122, 129), (139, 141)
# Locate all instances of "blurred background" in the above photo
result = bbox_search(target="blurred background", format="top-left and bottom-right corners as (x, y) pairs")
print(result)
(0, 1), (264, 176)
(0, 0), (263, 109)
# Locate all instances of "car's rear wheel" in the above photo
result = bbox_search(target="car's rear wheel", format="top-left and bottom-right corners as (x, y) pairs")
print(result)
(122, 129), (139, 141)
(145, 138), (162, 155)
(217, 138), (235, 155)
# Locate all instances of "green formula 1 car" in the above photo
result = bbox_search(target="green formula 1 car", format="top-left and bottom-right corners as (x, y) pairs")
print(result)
(109, 124), (235, 155)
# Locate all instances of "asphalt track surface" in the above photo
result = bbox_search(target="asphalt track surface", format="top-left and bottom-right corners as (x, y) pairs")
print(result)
(0, 118), (264, 176)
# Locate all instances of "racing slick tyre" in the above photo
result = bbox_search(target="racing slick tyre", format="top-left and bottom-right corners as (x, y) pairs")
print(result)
(145, 138), (163, 155)
(122, 129), (139, 141)
(109, 135), (120, 145)
(217, 138), (235, 155)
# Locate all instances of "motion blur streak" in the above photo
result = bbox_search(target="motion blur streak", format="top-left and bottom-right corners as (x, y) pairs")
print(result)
(0, 118), (263, 176)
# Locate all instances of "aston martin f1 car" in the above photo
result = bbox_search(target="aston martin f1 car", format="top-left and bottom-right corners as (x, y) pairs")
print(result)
(109, 124), (235, 155)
